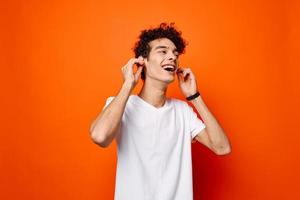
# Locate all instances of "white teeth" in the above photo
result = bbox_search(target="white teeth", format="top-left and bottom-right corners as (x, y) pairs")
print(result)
(162, 64), (176, 72)
(163, 65), (175, 69)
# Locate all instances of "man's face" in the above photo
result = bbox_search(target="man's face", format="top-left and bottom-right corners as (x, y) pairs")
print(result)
(143, 38), (179, 83)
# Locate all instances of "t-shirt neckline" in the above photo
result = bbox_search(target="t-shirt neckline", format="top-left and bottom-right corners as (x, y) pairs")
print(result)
(133, 95), (170, 111)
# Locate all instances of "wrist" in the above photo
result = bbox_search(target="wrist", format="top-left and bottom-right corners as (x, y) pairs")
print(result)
(186, 91), (201, 101)
(184, 90), (198, 97)
(123, 79), (134, 87)
(122, 81), (134, 92)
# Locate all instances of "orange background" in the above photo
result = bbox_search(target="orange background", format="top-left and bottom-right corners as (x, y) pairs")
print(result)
(1, 0), (299, 199)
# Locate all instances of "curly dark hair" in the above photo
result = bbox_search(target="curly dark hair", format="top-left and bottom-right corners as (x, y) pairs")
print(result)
(132, 22), (188, 80)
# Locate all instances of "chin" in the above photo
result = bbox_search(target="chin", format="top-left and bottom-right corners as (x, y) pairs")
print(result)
(162, 76), (175, 84)
(147, 73), (175, 84)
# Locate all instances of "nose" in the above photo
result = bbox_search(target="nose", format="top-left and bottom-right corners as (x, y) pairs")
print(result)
(167, 51), (177, 61)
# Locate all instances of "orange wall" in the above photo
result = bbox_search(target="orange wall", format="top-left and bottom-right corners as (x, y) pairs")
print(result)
(1, 0), (299, 199)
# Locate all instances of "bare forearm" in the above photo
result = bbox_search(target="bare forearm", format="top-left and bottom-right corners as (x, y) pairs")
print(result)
(90, 82), (133, 147)
(190, 96), (231, 152)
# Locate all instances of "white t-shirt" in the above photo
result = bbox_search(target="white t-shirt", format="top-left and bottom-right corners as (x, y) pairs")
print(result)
(104, 95), (206, 200)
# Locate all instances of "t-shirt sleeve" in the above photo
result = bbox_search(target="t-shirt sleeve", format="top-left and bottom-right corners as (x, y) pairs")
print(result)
(102, 96), (115, 110)
(186, 103), (206, 140)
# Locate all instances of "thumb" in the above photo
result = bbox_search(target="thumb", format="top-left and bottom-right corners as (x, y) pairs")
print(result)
(177, 71), (184, 83)
(134, 66), (144, 80)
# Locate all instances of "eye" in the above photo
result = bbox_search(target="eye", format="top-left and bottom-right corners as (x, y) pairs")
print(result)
(159, 50), (167, 54)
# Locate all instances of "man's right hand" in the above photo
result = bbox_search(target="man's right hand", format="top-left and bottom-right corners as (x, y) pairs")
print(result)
(121, 56), (145, 89)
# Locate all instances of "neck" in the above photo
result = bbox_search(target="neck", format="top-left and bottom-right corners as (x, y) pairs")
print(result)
(138, 78), (168, 108)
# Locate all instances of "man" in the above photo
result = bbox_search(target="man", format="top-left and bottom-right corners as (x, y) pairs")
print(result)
(90, 23), (231, 200)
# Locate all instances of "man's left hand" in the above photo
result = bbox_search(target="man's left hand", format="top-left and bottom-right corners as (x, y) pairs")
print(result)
(176, 67), (198, 98)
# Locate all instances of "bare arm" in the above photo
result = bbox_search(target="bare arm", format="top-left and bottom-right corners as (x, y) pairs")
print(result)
(176, 67), (231, 155)
(191, 96), (231, 155)
(89, 57), (145, 148)
(90, 82), (133, 147)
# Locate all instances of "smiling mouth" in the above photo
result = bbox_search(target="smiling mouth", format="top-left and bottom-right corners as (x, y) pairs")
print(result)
(162, 65), (177, 72)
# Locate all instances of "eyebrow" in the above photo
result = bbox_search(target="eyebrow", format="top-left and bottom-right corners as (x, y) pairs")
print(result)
(154, 45), (178, 52)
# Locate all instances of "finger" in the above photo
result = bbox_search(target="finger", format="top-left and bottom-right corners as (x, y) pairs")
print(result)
(182, 70), (190, 79)
(176, 67), (184, 82)
(176, 67), (183, 74)
(121, 67), (127, 73)
(126, 58), (140, 68)
(134, 66), (144, 80)
(178, 67), (186, 75)
(176, 71), (184, 83)
(183, 70), (189, 77)
(136, 56), (145, 66)
(138, 60), (145, 66)
(185, 68), (196, 80)
(123, 58), (140, 74)
(181, 67), (195, 80)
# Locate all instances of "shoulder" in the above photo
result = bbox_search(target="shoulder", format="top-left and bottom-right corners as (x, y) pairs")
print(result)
(106, 95), (136, 100)
(105, 95), (137, 106)
(169, 98), (189, 109)
(169, 98), (196, 116)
